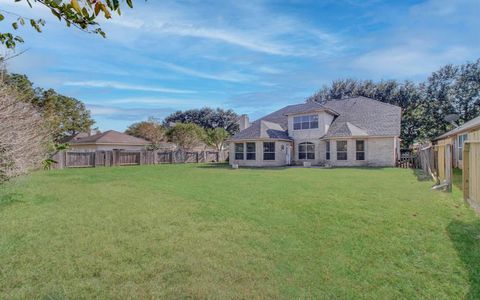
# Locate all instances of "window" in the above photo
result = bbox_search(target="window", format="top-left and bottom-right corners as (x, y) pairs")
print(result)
(263, 142), (275, 160)
(235, 143), (244, 160)
(356, 140), (365, 160)
(246, 142), (256, 160)
(337, 140), (347, 160)
(298, 142), (315, 159)
(326, 141), (330, 160)
(458, 134), (468, 161)
(293, 115), (319, 130)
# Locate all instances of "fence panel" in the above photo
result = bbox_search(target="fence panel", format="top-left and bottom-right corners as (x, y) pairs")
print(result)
(205, 151), (219, 162)
(158, 152), (172, 164)
(117, 151), (140, 165)
(66, 152), (95, 168)
(185, 152), (198, 163)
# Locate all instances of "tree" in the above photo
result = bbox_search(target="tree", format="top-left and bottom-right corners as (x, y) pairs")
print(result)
(37, 89), (95, 141)
(4, 73), (95, 142)
(166, 123), (206, 151)
(125, 117), (166, 149)
(204, 128), (230, 152)
(0, 0), (134, 49)
(0, 72), (50, 181)
(163, 107), (239, 135)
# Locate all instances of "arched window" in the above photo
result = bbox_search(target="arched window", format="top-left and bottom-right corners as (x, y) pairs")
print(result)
(298, 142), (315, 159)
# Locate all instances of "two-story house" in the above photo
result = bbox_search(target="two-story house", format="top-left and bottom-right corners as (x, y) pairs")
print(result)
(229, 97), (401, 167)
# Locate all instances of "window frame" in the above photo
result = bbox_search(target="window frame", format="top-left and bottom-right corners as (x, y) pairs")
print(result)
(326, 141), (330, 160)
(234, 143), (244, 160)
(293, 115), (319, 130)
(298, 142), (315, 160)
(356, 140), (365, 161)
(336, 140), (348, 161)
(263, 142), (276, 161)
(458, 133), (468, 161)
(246, 142), (256, 160)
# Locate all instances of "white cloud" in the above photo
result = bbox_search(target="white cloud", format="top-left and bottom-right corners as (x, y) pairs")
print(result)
(256, 66), (283, 75)
(106, 2), (342, 57)
(87, 104), (175, 121)
(64, 81), (195, 94)
(89, 97), (214, 106)
(159, 62), (255, 82)
(353, 45), (472, 77)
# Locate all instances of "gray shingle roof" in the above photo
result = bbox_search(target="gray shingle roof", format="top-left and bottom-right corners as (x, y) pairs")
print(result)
(230, 96), (401, 141)
(70, 130), (150, 145)
(323, 97), (401, 138)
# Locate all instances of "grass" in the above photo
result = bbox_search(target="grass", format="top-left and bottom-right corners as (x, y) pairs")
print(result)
(0, 164), (479, 299)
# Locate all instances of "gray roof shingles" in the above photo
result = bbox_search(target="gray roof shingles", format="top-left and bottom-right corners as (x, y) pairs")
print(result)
(230, 96), (401, 141)
(70, 130), (150, 145)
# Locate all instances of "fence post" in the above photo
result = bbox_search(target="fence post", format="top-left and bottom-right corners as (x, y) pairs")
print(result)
(112, 150), (118, 166)
(463, 142), (470, 202)
(445, 144), (452, 192)
(196, 152), (199, 163)
(64, 151), (68, 168)
(139, 150), (145, 165)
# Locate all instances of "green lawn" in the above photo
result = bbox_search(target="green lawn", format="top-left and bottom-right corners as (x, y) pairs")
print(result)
(0, 164), (478, 299)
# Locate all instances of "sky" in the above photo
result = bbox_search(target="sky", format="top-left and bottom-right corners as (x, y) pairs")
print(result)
(0, 0), (479, 131)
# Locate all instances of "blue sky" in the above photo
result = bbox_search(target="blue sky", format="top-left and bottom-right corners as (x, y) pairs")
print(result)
(1, 0), (479, 131)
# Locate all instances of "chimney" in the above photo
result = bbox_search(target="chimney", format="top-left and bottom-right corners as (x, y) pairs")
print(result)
(238, 114), (250, 130)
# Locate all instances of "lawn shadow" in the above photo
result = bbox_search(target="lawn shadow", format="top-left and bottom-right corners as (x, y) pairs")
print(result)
(195, 163), (290, 171)
(411, 169), (434, 182)
(447, 220), (480, 300)
(453, 168), (463, 191)
(0, 192), (24, 208)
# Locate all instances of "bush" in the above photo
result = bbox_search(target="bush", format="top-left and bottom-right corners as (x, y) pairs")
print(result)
(0, 73), (50, 181)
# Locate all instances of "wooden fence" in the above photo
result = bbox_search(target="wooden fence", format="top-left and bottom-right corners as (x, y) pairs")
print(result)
(52, 149), (225, 169)
(397, 145), (453, 191)
(463, 141), (480, 212)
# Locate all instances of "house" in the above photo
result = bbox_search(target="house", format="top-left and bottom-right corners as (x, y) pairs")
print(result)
(229, 96), (402, 167)
(68, 130), (150, 151)
(432, 115), (480, 169)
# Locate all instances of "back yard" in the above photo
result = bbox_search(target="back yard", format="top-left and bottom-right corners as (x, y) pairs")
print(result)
(0, 164), (478, 299)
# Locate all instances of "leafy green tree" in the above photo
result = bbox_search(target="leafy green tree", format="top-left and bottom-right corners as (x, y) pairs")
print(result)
(0, 0), (134, 49)
(37, 89), (95, 141)
(166, 123), (206, 151)
(3, 72), (95, 141)
(204, 128), (230, 152)
(125, 117), (166, 149)
(163, 107), (239, 135)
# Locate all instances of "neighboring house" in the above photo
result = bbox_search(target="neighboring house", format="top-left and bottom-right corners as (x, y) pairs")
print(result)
(229, 96), (401, 167)
(432, 115), (480, 169)
(68, 130), (150, 151)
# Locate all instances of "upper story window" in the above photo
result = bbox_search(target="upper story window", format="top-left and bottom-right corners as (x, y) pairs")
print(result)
(298, 142), (315, 159)
(458, 133), (468, 161)
(235, 143), (244, 160)
(263, 142), (275, 160)
(337, 140), (347, 160)
(246, 142), (256, 160)
(293, 115), (319, 130)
